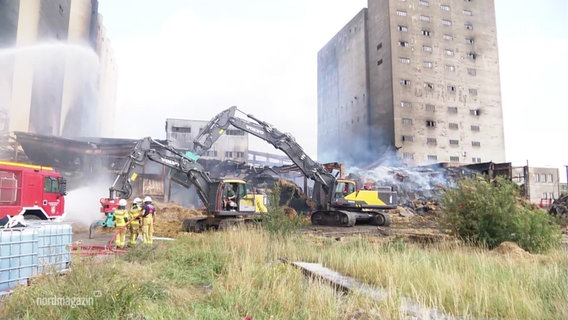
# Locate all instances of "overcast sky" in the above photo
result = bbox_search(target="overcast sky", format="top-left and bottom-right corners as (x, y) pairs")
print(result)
(98, 0), (568, 182)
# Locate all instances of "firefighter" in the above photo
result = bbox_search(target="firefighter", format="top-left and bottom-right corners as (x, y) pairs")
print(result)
(114, 199), (130, 249)
(141, 196), (155, 244)
(128, 197), (143, 246)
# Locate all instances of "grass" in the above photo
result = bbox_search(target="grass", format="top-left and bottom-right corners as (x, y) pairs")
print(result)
(1, 226), (567, 319)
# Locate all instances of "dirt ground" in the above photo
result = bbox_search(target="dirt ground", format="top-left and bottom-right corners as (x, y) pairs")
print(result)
(72, 202), (568, 249)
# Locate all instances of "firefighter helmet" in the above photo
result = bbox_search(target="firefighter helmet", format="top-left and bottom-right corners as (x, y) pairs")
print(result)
(143, 196), (152, 203)
(119, 199), (127, 206)
(133, 197), (142, 205)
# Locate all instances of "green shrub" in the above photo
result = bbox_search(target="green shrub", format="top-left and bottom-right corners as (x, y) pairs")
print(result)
(440, 176), (562, 253)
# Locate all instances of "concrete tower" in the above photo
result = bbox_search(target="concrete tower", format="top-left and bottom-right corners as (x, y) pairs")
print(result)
(317, 0), (505, 167)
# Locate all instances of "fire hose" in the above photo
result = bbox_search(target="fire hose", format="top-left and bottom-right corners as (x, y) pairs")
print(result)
(71, 217), (140, 256)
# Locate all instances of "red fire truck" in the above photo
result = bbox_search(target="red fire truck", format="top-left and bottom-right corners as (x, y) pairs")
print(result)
(0, 161), (67, 220)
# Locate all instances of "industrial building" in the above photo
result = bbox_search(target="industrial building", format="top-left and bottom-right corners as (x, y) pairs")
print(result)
(0, 0), (117, 139)
(317, 0), (505, 168)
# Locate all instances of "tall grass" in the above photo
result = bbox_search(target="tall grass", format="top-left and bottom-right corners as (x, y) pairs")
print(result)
(2, 228), (566, 319)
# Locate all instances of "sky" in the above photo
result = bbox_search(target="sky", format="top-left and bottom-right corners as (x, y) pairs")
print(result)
(97, 0), (568, 182)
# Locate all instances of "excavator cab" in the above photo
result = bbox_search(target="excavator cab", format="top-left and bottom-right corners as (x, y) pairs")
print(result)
(333, 179), (357, 200)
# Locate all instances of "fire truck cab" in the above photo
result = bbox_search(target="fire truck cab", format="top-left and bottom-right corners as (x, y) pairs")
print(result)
(0, 161), (67, 220)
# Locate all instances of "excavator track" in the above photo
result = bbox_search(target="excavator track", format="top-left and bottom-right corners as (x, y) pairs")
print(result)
(310, 210), (356, 227)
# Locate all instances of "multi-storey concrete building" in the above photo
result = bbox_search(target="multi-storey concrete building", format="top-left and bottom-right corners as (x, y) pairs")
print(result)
(0, 0), (116, 138)
(165, 118), (249, 162)
(318, 0), (505, 167)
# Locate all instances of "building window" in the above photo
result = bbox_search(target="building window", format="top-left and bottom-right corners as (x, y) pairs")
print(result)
(469, 88), (478, 96)
(449, 122), (459, 129)
(402, 118), (413, 125)
(377, 42), (383, 50)
(419, 0), (429, 6)
(472, 157), (481, 163)
(465, 23), (474, 30)
(425, 103), (435, 112)
(441, 19), (452, 26)
(443, 34), (454, 41)
(401, 101), (412, 108)
(445, 49), (454, 56)
(445, 64), (456, 72)
(403, 152), (415, 160)
(399, 57), (411, 64)
(399, 40), (409, 47)
(447, 106), (458, 114)
(172, 126), (191, 133)
(426, 120), (436, 127)
(377, 59), (383, 66)
(548, 174), (553, 183)
(467, 52), (477, 61)
(423, 61), (434, 68)
(472, 141), (481, 147)
(424, 82), (434, 90)
(427, 155), (438, 161)
(422, 29), (432, 37)
(427, 137), (437, 145)
(398, 25), (408, 32)
(225, 151), (233, 158)
(396, 10), (407, 16)
(402, 135), (414, 142)
(400, 79), (411, 86)
(447, 85), (457, 93)
(467, 68), (477, 76)
(470, 109), (481, 116)
(440, 4), (450, 11)
(449, 139), (459, 145)
(423, 45), (433, 53)
(465, 38), (475, 45)
(463, 9), (472, 16)
(236, 151), (245, 158)
(470, 125), (480, 131)
(420, 15), (431, 22)
(206, 150), (218, 157)
(450, 156), (460, 162)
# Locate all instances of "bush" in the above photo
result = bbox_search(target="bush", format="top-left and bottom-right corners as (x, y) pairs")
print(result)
(440, 176), (562, 253)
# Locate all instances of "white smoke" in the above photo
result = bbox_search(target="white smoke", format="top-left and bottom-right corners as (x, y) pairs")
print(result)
(63, 181), (111, 228)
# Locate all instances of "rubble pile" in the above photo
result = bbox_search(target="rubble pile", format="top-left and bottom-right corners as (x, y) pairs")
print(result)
(550, 195), (568, 217)
(154, 202), (204, 238)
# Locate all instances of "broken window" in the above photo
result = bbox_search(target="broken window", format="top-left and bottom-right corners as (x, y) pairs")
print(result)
(398, 25), (408, 32)
(399, 40), (409, 47)
(465, 38), (474, 45)
(377, 43), (383, 50)
(377, 59), (383, 66)
(469, 109), (481, 116)
(426, 120), (436, 127)
(467, 52), (477, 60)
(402, 135), (414, 142)
(447, 85), (456, 93)
(422, 29), (432, 37)
(400, 79), (411, 86)
(424, 82), (434, 89)
(465, 23), (474, 30)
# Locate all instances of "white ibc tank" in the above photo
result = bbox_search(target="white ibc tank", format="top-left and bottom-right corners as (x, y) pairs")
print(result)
(27, 222), (73, 274)
(0, 228), (39, 292)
